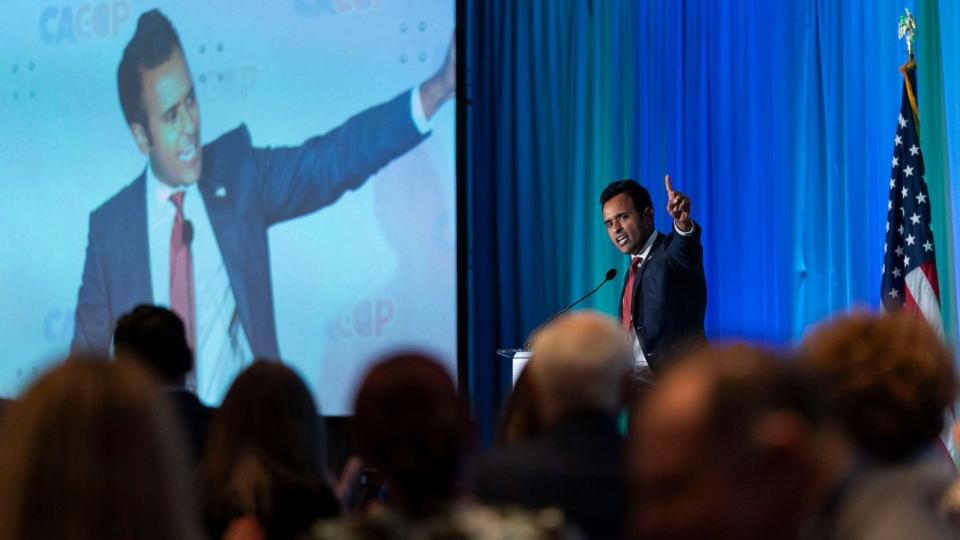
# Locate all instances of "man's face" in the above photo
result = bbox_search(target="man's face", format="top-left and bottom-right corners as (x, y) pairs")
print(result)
(602, 192), (653, 255)
(131, 47), (202, 186)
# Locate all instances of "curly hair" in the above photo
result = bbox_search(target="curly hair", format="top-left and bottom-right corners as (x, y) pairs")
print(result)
(800, 312), (956, 462)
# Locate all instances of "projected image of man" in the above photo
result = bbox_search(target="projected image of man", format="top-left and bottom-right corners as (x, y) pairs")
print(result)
(72, 9), (455, 403)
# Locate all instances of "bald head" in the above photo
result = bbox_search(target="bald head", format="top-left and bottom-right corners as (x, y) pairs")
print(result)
(529, 310), (632, 420)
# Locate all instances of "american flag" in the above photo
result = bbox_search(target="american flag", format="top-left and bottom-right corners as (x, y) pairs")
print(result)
(880, 61), (944, 336)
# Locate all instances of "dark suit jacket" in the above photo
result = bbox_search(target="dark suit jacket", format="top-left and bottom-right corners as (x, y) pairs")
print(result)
(620, 224), (707, 373)
(72, 90), (424, 358)
(165, 388), (214, 466)
(471, 412), (627, 540)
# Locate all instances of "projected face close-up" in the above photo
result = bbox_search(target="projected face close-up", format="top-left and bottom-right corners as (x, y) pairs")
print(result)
(0, 1), (457, 414)
(134, 47), (202, 186)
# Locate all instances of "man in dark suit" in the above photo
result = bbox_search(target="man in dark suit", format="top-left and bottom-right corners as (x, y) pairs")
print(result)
(472, 311), (632, 540)
(72, 10), (455, 402)
(113, 304), (212, 466)
(600, 177), (706, 378)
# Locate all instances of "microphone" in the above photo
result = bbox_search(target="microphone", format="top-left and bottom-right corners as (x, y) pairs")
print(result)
(526, 268), (619, 347)
(182, 220), (194, 245)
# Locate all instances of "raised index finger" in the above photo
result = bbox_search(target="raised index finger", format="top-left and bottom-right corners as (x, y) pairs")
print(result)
(665, 174), (675, 197)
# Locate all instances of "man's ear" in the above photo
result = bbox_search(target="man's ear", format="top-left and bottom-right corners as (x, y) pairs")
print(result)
(130, 122), (150, 154)
(643, 206), (655, 227)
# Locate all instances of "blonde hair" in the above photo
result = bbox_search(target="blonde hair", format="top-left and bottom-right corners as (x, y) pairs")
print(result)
(0, 357), (202, 540)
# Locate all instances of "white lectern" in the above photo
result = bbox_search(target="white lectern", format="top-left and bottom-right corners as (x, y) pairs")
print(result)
(496, 348), (532, 385)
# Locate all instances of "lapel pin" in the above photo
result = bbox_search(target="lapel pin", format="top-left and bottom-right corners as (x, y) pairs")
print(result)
(215, 186), (227, 198)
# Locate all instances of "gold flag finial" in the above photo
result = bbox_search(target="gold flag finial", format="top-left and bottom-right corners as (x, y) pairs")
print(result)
(898, 8), (917, 58)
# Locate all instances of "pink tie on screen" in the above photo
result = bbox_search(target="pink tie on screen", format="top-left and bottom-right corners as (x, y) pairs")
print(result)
(169, 191), (196, 352)
(621, 257), (642, 331)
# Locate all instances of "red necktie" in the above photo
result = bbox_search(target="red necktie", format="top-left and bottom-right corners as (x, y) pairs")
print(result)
(621, 257), (642, 331)
(170, 191), (196, 351)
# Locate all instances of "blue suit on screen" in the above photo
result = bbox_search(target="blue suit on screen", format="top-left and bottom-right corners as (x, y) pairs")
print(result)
(72, 90), (425, 360)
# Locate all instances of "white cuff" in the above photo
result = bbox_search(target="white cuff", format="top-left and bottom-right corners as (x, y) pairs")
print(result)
(410, 84), (432, 135)
(674, 221), (695, 236)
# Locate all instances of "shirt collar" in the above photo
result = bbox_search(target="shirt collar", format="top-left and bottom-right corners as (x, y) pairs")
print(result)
(632, 230), (658, 261)
(145, 162), (197, 212)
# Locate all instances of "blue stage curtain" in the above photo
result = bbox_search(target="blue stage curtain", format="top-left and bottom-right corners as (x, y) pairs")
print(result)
(465, 0), (958, 443)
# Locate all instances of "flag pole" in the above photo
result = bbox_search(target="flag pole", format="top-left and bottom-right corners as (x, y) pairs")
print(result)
(898, 9), (920, 131)
(884, 9), (958, 463)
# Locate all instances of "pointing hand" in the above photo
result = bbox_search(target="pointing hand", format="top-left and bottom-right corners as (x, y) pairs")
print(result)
(665, 175), (692, 232)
